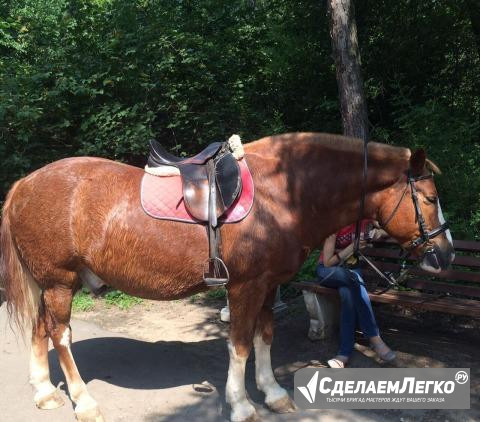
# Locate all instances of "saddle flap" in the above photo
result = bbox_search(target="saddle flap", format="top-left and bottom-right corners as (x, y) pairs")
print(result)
(215, 153), (242, 210)
(181, 165), (210, 221)
(180, 152), (242, 221)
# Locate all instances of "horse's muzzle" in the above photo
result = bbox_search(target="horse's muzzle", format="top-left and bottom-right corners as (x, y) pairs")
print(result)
(419, 243), (454, 273)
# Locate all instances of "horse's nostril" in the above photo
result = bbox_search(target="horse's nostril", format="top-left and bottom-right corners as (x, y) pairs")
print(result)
(433, 243), (454, 270)
(424, 249), (440, 270)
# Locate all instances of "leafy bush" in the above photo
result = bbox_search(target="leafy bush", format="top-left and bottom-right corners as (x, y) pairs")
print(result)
(1, 0), (478, 238)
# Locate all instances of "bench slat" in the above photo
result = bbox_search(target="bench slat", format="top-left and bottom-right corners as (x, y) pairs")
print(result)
(452, 255), (480, 268)
(292, 282), (480, 317)
(364, 248), (480, 268)
(362, 260), (480, 283)
(370, 239), (480, 252)
(362, 270), (480, 298)
(404, 279), (480, 298)
(453, 240), (480, 252)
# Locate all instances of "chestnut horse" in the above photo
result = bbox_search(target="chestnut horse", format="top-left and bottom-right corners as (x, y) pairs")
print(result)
(0, 133), (454, 422)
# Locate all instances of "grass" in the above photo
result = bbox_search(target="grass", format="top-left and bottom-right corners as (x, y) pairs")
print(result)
(74, 284), (225, 311)
(206, 287), (227, 300)
(72, 288), (95, 312)
(189, 287), (227, 303)
(104, 290), (143, 310)
(72, 288), (142, 311)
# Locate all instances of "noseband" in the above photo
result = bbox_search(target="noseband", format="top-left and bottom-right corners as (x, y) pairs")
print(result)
(382, 171), (449, 251)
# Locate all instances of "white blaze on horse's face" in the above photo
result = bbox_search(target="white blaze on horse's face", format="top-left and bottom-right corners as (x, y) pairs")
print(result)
(437, 202), (454, 249)
(419, 200), (455, 273)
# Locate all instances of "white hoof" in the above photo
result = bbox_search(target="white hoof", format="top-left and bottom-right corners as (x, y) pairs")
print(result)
(75, 405), (105, 422)
(75, 397), (104, 422)
(231, 399), (257, 422)
(35, 388), (64, 410)
(267, 393), (297, 413)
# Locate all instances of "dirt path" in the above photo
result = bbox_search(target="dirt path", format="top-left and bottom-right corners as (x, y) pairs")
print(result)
(73, 296), (227, 343)
(1, 297), (479, 421)
(73, 296), (480, 421)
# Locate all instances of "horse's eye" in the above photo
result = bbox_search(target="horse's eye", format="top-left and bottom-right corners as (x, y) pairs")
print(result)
(426, 196), (438, 204)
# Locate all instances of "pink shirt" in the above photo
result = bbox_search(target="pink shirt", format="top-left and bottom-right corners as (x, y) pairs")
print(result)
(319, 220), (371, 263)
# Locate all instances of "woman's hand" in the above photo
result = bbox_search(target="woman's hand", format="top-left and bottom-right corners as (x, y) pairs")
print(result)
(358, 239), (367, 249)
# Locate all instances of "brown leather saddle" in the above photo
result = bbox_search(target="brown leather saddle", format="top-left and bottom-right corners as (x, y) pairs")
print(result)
(147, 140), (243, 286)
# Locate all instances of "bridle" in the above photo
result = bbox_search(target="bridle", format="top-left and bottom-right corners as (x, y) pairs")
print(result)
(353, 139), (449, 289)
(381, 171), (449, 252)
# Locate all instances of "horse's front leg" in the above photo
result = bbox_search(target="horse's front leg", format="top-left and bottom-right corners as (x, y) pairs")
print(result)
(226, 283), (266, 422)
(254, 289), (297, 413)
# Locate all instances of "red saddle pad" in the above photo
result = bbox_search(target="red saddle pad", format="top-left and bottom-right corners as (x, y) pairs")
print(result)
(141, 158), (254, 224)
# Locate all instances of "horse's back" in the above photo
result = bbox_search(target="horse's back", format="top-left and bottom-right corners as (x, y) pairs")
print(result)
(4, 157), (143, 279)
(7, 156), (142, 235)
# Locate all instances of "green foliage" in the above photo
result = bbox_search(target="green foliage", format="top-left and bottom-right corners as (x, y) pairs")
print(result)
(104, 290), (142, 310)
(205, 287), (227, 300)
(1, 0), (479, 237)
(189, 294), (200, 304)
(189, 287), (226, 303)
(294, 250), (320, 281)
(72, 288), (95, 312)
(392, 99), (480, 238)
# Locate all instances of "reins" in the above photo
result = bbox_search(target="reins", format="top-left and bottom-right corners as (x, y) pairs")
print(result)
(349, 137), (407, 290)
(353, 137), (369, 258)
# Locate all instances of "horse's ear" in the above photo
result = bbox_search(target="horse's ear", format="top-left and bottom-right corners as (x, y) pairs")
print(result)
(410, 149), (426, 176)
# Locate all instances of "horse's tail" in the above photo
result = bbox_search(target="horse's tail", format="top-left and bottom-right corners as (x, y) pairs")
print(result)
(0, 180), (41, 333)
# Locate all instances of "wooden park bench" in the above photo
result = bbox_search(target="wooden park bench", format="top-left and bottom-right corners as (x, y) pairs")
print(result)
(292, 239), (480, 340)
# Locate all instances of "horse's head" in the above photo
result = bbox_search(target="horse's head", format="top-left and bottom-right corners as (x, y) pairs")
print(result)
(379, 149), (455, 273)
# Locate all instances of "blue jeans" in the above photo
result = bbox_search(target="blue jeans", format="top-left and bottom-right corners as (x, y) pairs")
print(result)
(316, 264), (379, 357)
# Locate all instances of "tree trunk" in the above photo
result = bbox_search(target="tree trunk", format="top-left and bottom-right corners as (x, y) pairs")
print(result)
(466, 0), (480, 55)
(328, 0), (369, 141)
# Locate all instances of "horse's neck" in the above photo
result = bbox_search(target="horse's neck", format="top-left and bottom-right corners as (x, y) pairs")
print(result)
(271, 136), (410, 248)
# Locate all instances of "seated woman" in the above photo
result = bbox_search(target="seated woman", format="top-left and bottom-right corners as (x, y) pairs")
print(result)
(317, 220), (396, 368)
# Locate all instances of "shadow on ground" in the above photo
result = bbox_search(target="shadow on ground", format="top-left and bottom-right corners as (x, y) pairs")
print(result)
(48, 301), (479, 422)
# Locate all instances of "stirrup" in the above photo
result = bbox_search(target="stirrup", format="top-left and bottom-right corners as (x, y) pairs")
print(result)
(203, 257), (229, 287)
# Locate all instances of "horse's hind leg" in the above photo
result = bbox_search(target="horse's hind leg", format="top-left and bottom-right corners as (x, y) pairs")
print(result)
(30, 307), (64, 409)
(254, 288), (296, 413)
(43, 285), (104, 422)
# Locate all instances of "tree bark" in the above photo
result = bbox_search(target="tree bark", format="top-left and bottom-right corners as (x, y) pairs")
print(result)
(466, 0), (480, 55)
(328, 0), (369, 141)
